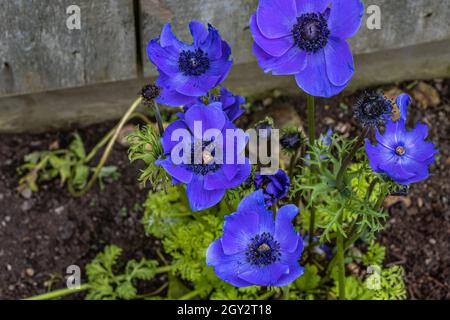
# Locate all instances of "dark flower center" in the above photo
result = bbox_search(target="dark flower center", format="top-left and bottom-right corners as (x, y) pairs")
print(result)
(354, 91), (392, 127)
(185, 140), (221, 175)
(246, 232), (281, 266)
(178, 49), (210, 76)
(395, 146), (406, 156)
(292, 13), (330, 53)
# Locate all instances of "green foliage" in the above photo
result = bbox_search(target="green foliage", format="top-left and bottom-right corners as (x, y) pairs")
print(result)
(371, 266), (407, 300)
(18, 133), (119, 192)
(291, 133), (389, 243)
(142, 180), (408, 301)
(127, 125), (167, 188)
(294, 264), (321, 292)
(331, 273), (374, 300)
(143, 186), (264, 299)
(85, 245), (159, 300)
(361, 242), (386, 267)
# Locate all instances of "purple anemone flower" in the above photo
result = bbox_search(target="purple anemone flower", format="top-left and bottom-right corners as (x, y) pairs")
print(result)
(365, 94), (438, 185)
(156, 102), (251, 211)
(206, 190), (304, 287)
(211, 87), (245, 122)
(184, 86), (245, 122)
(147, 21), (233, 106)
(250, 0), (363, 97)
(254, 169), (290, 206)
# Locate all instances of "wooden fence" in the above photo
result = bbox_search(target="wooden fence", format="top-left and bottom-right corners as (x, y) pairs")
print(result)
(1, 0), (450, 132)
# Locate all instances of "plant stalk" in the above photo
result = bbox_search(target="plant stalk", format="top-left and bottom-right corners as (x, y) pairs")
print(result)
(69, 97), (143, 197)
(306, 94), (315, 145)
(336, 126), (370, 191)
(178, 290), (202, 300)
(306, 94), (316, 245)
(336, 220), (346, 300)
(25, 263), (172, 300)
(25, 284), (91, 300)
(288, 148), (300, 177)
(153, 100), (165, 136)
(257, 290), (275, 300)
(84, 112), (151, 163)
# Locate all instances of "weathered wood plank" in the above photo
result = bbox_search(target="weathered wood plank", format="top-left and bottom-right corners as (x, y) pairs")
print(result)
(2, 38), (449, 133)
(140, 0), (258, 77)
(1, 0), (450, 132)
(140, 0), (450, 75)
(352, 0), (450, 54)
(0, 0), (137, 97)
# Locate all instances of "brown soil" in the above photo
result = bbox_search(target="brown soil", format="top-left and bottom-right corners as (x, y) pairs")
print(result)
(0, 123), (165, 299)
(0, 79), (448, 300)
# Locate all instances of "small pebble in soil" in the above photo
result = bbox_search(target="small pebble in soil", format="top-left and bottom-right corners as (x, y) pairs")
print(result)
(324, 117), (335, 125)
(429, 238), (437, 245)
(54, 206), (65, 215)
(20, 188), (32, 199)
(21, 200), (33, 212)
(25, 268), (35, 277)
(6, 264), (12, 271)
(417, 197), (424, 208)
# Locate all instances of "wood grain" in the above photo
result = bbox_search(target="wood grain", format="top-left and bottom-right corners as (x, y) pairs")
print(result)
(0, 0), (137, 96)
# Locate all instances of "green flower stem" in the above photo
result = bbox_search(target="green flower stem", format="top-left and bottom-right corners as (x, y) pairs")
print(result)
(306, 94), (317, 245)
(178, 290), (202, 300)
(68, 97), (143, 197)
(365, 177), (380, 202)
(153, 100), (165, 136)
(325, 186), (387, 281)
(306, 94), (315, 145)
(375, 190), (386, 210)
(136, 282), (169, 299)
(336, 126), (370, 191)
(282, 286), (290, 300)
(25, 284), (91, 300)
(84, 112), (151, 163)
(336, 215), (346, 300)
(257, 291), (275, 300)
(308, 207), (316, 245)
(288, 148), (300, 177)
(25, 264), (173, 300)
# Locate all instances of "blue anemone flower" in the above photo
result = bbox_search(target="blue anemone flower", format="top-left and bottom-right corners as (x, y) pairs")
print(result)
(156, 102), (251, 211)
(250, 0), (363, 97)
(211, 87), (245, 122)
(365, 94), (438, 185)
(254, 169), (290, 206)
(147, 21), (233, 106)
(206, 190), (304, 287)
(184, 86), (245, 123)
